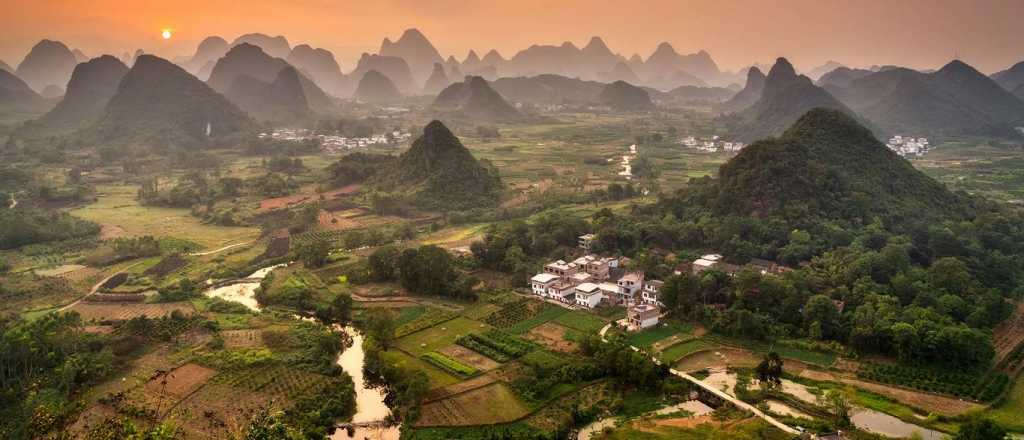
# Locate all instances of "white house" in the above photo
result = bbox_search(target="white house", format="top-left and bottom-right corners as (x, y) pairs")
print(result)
(548, 280), (576, 303)
(627, 304), (660, 331)
(642, 280), (664, 306)
(575, 282), (604, 308)
(531, 273), (560, 296)
(616, 272), (645, 305)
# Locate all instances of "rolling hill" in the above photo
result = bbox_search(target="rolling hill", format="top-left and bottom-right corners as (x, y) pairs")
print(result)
(598, 81), (654, 111)
(432, 76), (520, 121)
(353, 70), (403, 104)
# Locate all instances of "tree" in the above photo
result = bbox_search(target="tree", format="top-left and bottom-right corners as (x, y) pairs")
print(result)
(755, 352), (783, 388)
(803, 295), (840, 340)
(368, 245), (401, 281)
(365, 309), (396, 350)
(954, 417), (1007, 440)
(819, 389), (851, 426)
(295, 238), (330, 268)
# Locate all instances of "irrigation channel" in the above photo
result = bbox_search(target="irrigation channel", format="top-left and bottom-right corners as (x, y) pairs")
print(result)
(202, 265), (400, 440)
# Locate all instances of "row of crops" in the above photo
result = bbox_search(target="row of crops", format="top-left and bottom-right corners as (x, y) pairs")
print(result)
(456, 330), (537, 363)
(858, 362), (1009, 401)
(395, 309), (459, 338)
(421, 352), (478, 378)
(211, 364), (332, 400)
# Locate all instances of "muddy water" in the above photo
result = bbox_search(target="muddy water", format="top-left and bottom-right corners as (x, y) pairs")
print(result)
(330, 327), (400, 440)
(850, 408), (944, 440)
(202, 265), (284, 311)
(765, 400), (812, 419)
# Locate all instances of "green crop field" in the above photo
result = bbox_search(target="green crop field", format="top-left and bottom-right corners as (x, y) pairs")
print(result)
(396, 317), (490, 356)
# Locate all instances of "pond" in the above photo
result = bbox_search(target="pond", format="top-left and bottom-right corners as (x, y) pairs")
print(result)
(850, 408), (945, 440)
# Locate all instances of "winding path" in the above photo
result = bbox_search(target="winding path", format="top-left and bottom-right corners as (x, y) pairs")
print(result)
(598, 322), (800, 435)
(58, 260), (148, 312)
(187, 241), (255, 256)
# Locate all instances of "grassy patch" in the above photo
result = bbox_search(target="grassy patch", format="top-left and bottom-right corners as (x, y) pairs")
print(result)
(659, 339), (713, 363)
(421, 351), (479, 377)
(396, 317), (490, 356)
(628, 321), (694, 348)
(380, 350), (460, 389)
(552, 310), (607, 333)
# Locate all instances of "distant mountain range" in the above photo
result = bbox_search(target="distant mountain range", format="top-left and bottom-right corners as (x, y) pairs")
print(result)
(207, 43), (333, 123)
(422, 62), (451, 95)
(379, 29), (444, 85)
(19, 55), (128, 136)
(85, 55), (255, 147)
(719, 66), (765, 113)
(15, 39), (78, 93)
(825, 60), (1024, 137)
(992, 61), (1024, 100)
(731, 58), (856, 141)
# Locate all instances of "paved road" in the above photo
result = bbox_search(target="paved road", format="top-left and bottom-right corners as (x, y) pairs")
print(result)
(599, 322), (800, 435)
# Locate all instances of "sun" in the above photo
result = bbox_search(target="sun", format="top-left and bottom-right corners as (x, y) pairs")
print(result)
(161, 29), (172, 40)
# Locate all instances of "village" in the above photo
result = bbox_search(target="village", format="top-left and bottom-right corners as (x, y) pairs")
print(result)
(257, 128), (412, 153)
(680, 135), (747, 153)
(529, 234), (793, 333)
(885, 135), (931, 157)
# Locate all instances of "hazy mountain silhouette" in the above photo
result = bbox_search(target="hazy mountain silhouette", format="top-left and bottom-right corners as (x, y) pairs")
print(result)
(433, 76), (520, 121)
(817, 67), (874, 88)
(231, 33), (291, 59)
(827, 60), (1024, 136)
(88, 55), (255, 147)
(182, 36), (229, 78)
(640, 43), (721, 86)
(353, 70), (403, 104)
(40, 85), (64, 99)
(22, 55), (128, 136)
(71, 49), (89, 64)
(15, 39), (78, 93)
(719, 66), (765, 112)
(287, 44), (348, 97)
(992, 61), (1024, 93)
(225, 66), (313, 124)
(349, 53), (417, 95)
(379, 28), (443, 84)
(734, 58), (856, 141)
(462, 50), (483, 72)
(207, 43), (289, 93)
(0, 69), (49, 118)
(598, 81), (654, 111)
(805, 61), (845, 80)
(490, 74), (605, 105)
(422, 63), (451, 95)
(599, 62), (642, 84)
(0, 60), (12, 73)
(482, 50), (506, 69)
(660, 85), (736, 107)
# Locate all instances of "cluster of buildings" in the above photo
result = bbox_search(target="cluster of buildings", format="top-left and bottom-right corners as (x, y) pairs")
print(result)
(530, 235), (665, 331)
(885, 135), (931, 157)
(682, 253), (791, 277)
(257, 129), (411, 153)
(681, 136), (746, 153)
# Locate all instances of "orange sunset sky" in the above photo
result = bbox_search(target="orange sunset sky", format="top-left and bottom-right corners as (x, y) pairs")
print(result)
(3, 0), (1022, 73)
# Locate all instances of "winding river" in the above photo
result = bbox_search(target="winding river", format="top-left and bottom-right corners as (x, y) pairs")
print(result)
(202, 266), (399, 439)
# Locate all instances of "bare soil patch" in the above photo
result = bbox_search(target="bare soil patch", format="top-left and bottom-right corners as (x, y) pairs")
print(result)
(438, 344), (501, 372)
(993, 302), (1024, 364)
(99, 224), (126, 240)
(526, 322), (579, 353)
(675, 348), (760, 372)
(258, 194), (311, 212)
(146, 363), (217, 398)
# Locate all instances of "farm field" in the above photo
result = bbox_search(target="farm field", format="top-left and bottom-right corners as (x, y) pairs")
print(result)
(67, 301), (196, 323)
(396, 316), (489, 356)
(69, 184), (259, 249)
(416, 383), (530, 427)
